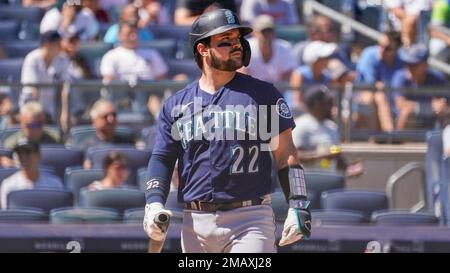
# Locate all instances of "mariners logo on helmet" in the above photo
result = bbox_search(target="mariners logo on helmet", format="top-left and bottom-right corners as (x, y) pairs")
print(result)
(276, 98), (292, 119)
(225, 10), (236, 24)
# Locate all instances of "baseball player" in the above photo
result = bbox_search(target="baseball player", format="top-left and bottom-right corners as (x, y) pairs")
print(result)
(143, 9), (311, 253)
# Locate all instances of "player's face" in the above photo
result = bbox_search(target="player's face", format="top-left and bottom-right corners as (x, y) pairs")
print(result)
(208, 29), (243, 71)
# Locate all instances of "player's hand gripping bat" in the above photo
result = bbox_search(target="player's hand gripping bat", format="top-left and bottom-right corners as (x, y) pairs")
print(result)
(147, 211), (171, 253)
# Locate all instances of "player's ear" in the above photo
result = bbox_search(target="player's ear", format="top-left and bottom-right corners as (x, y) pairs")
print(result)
(197, 43), (209, 57)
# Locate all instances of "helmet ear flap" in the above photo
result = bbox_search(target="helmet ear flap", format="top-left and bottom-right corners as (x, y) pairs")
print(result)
(240, 38), (251, 67)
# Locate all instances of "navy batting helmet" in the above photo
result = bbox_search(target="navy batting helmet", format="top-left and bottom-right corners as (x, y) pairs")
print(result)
(189, 9), (253, 67)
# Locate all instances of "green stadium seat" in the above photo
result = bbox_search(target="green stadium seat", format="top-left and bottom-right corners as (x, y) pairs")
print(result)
(50, 207), (120, 224)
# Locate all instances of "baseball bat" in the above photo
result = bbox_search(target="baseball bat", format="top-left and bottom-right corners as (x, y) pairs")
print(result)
(147, 211), (171, 253)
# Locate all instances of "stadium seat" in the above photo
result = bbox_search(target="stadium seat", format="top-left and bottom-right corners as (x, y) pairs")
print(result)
(67, 125), (136, 148)
(311, 209), (367, 226)
(123, 207), (145, 223)
(77, 43), (113, 78)
(0, 6), (44, 22)
(0, 58), (23, 81)
(320, 0), (342, 11)
(80, 188), (145, 213)
(141, 125), (158, 149)
(86, 146), (151, 186)
(7, 189), (74, 213)
(321, 189), (388, 219)
(139, 38), (178, 59)
(167, 59), (201, 80)
(0, 148), (12, 158)
(0, 20), (19, 41)
(304, 171), (345, 209)
(64, 168), (104, 205)
(0, 208), (47, 223)
(1, 40), (39, 58)
(40, 147), (84, 180)
(372, 210), (439, 226)
(270, 190), (317, 222)
(50, 207), (120, 224)
(275, 25), (307, 44)
(148, 25), (190, 40)
(425, 131), (444, 218)
(0, 167), (17, 183)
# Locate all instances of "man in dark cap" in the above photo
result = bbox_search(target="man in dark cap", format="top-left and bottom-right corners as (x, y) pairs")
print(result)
(391, 44), (449, 129)
(20, 30), (70, 119)
(0, 139), (63, 209)
(292, 85), (363, 177)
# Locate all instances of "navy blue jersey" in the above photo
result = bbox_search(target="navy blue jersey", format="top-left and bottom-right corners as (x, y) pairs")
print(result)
(152, 73), (295, 203)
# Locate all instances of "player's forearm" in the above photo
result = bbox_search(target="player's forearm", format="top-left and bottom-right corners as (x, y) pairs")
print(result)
(145, 153), (177, 205)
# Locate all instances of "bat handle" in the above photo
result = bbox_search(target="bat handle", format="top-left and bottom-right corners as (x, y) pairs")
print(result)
(147, 211), (171, 253)
(155, 212), (171, 233)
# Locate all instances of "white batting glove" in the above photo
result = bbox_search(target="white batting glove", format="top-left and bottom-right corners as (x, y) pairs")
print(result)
(143, 202), (173, 241)
(279, 208), (312, 247)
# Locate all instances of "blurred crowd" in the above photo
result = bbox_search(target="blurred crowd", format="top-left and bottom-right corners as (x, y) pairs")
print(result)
(0, 0), (448, 176)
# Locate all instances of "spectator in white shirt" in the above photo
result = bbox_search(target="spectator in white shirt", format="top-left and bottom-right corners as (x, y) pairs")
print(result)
(239, 15), (297, 83)
(0, 140), (63, 209)
(100, 21), (168, 83)
(240, 0), (299, 25)
(20, 31), (70, 118)
(40, 0), (99, 42)
(100, 20), (168, 113)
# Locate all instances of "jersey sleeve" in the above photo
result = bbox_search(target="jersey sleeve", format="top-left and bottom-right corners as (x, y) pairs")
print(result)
(151, 99), (180, 157)
(265, 84), (296, 137)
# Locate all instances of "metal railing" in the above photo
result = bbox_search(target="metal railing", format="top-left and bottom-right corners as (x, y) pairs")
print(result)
(0, 80), (448, 142)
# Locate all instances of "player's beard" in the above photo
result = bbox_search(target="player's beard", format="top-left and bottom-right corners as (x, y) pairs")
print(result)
(210, 49), (243, 71)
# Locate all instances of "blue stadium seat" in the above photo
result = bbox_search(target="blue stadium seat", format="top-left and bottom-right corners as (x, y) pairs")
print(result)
(40, 147), (84, 180)
(0, 20), (19, 41)
(304, 171), (345, 209)
(80, 188), (145, 213)
(50, 207), (120, 224)
(0, 58), (23, 81)
(67, 125), (136, 148)
(425, 131), (444, 218)
(0, 6), (44, 22)
(0, 167), (17, 183)
(64, 168), (104, 205)
(141, 125), (158, 149)
(148, 25), (190, 40)
(123, 207), (145, 223)
(77, 43), (113, 78)
(0, 208), (47, 223)
(372, 210), (439, 226)
(321, 189), (388, 219)
(0, 40), (39, 58)
(311, 209), (367, 226)
(167, 59), (201, 80)
(139, 38), (178, 59)
(270, 190), (317, 222)
(275, 25), (307, 44)
(86, 146), (151, 186)
(7, 189), (73, 213)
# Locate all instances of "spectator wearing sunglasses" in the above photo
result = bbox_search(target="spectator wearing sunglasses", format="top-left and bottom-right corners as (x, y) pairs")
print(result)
(1, 102), (60, 167)
(76, 99), (135, 151)
(86, 151), (130, 191)
(0, 140), (63, 209)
